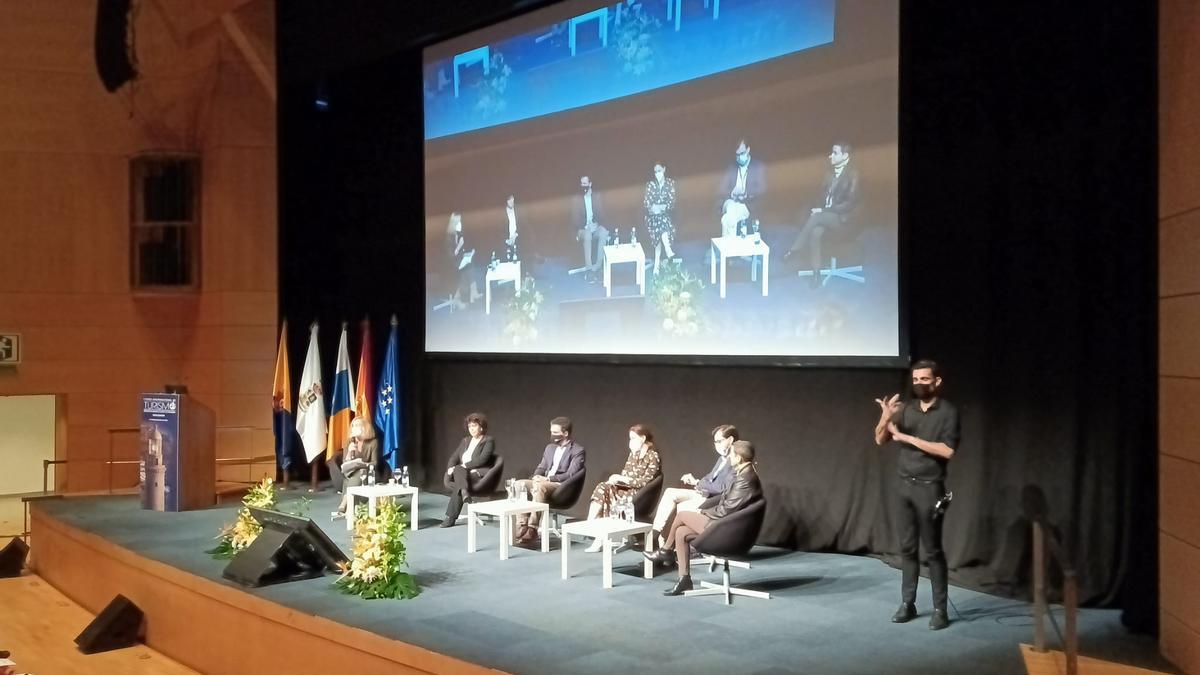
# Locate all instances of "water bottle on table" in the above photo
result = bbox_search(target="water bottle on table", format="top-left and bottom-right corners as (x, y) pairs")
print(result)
(401, 465), (410, 488)
(366, 464), (375, 486)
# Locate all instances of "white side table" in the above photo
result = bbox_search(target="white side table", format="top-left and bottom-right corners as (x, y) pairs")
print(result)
(710, 235), (769, 299)
(485, 260), (522, 314)
(466, 499), (550, 560)
(345, 484), (419, 532)
(561, 517), (654, 589)
(602, 243), (646, 298)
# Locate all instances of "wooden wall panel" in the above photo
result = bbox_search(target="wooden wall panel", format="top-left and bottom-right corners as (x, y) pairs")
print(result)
(1160, 0), (1200, 219)
(1160, 377), (1200, 465)
(1161, 0), (1200, 669)
(1161, 455), (1200, 549)
(1160, 295), (1200, 378)
(0, 0), (275, 497)
(1161, 209), (1200, 298)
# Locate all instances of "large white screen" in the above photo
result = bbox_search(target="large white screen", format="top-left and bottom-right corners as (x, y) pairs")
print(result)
(424, 0), (899, 359)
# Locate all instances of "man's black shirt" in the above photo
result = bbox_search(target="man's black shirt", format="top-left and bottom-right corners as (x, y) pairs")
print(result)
(891, 398), (960, 481)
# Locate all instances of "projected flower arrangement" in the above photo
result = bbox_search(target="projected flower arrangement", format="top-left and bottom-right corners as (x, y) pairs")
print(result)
(614, 2), (661, 76)
(652, 263), (705, 337)
(474, 51), (513, 116)
(504, 275), (545, 346)
(336, 497), (419, 600)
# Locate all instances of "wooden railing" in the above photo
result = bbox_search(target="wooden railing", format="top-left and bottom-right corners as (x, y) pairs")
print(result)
(1031, 518), (1078, 675)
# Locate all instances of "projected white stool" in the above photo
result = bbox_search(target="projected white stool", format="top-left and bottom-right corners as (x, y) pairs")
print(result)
(602, 242), (646, 298)
(710, 235), (769, 299)
(345, 484), (419, 532)
(485, 260), (521, 314)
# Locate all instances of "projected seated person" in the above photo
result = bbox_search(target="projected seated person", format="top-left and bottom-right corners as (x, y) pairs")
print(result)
(330, 417), (379, 520)
(440, 412), (495, 527)
(514, 416), (586, 542)
(644, 163), (678, 274)
(446, 212), (482, 309)
(571, 175), (609, 283)
(784, 142), (861, 286)
(718, 139), (768, 237)
(502, 194), (522, 261)
(650, 424), (737, 548)
(581, 424), (662, 553)
(644, 440), (762, 596)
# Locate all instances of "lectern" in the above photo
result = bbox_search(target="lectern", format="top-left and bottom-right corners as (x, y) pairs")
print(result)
(139, 394), (215, 511)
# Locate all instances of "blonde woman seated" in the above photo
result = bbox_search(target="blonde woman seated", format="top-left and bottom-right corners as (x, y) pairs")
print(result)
(330, 417), (380, 520)
(583, 423), (662, 552)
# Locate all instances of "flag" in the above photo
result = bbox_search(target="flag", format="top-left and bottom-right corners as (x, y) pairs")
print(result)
(325, 323), (355, 460)
(271, 321), (296, 470)
(375, 316), (402, 470)
(353, 318), (374, 425)
(295, 322), (327, 463)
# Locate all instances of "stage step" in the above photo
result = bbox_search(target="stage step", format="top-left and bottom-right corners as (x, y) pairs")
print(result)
(0, 573), (196, 674)
(1020, 643), (1169, 675)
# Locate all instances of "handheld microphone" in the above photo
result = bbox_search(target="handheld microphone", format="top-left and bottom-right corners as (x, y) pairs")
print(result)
(932, 491), (954, 520)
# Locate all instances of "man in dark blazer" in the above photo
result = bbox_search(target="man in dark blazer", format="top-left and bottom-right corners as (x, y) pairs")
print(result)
(570, 175), (609, 282)
(717, 139), (769, 235)
(515, 416), (586, 541)
(785, 141), (862, 284)
(650, 423), (738, 548)
(441, 412), (496, 526)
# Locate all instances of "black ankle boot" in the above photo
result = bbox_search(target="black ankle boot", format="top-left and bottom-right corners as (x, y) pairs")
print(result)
(891, 602), (916, 623)
(643, 548), (674, 565)
(929, 608), (950, 630)
(663, 575), (693, 596)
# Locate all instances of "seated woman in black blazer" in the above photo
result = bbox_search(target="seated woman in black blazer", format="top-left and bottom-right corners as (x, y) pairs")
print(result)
(440, 412), (496, 527)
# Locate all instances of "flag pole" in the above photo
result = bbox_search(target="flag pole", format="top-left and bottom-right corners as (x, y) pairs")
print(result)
(310, 319), (321, 492)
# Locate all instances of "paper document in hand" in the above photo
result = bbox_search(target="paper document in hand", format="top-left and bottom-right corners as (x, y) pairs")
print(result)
(459, 249), (474, 269)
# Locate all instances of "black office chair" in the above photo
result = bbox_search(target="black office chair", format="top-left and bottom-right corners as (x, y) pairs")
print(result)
(683, 497), (770, 604)
(449, 456), (504, 525)
(633, 473), (664, 521)
(544, 469), (587, 538)
(611, 472), (664, 552)
(443, 455), (505, 498)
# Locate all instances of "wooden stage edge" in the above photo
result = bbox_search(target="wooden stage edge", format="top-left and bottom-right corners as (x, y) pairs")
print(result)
(28, 503), (505, 675)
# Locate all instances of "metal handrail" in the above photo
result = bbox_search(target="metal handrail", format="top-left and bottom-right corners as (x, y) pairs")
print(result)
(42, 426), (274, 495)
(1032, 519), (1078, 675)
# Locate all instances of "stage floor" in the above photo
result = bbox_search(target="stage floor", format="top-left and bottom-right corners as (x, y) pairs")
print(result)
(30, 493), (1173, 675)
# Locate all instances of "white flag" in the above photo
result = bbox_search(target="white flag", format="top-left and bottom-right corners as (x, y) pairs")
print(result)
(295, 323), (328, 463)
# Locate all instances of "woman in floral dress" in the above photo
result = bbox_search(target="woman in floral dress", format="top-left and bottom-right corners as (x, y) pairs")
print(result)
(643, 163), (678, 274)
(583, 423), (662, 552)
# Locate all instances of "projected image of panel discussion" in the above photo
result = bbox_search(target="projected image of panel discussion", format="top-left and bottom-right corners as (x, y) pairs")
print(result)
(424, 0), (899, 359)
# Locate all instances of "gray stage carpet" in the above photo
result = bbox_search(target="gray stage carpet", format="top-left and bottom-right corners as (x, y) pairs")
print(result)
(33, 493), (1172, 675)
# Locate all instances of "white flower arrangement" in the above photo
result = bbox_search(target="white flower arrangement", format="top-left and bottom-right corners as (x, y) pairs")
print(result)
(504, 275), (545, 346)
(208, 477), (277, 559)
(652, 263), (705, 337)
(335, 497), (419, 600)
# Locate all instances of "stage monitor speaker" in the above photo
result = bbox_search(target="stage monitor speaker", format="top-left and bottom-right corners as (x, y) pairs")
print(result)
(94, 0), (137, 92)
(0, 537), (29, 577)
(222, 508), (349, 588)
(75, 595), (143, 654)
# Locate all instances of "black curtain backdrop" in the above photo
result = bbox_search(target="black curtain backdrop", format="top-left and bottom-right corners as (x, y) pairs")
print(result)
(277, 1), (1157, 631)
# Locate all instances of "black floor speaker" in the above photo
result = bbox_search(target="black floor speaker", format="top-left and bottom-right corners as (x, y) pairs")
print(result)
(0, 537), (29, 577)
(75, 594), (143, 654)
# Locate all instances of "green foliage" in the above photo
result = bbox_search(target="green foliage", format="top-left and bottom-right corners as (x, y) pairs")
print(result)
(651, 262), (705, 336)
(335, 497), (420, 600)
(503, 275), (545, 346)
